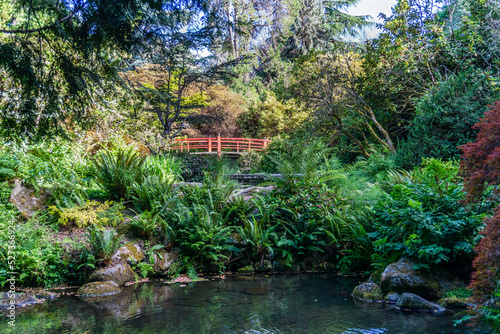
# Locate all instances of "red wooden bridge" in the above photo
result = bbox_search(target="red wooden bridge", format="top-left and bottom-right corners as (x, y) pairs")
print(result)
(170, 136), (271, 156)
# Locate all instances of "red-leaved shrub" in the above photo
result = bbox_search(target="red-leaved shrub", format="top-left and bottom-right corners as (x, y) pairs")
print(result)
(460, 101), (500, 203)
(470, 207), (500, 299)
(460, 101), (500, 300)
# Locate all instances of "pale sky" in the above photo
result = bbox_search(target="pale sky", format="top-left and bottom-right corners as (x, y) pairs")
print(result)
(349, 0), (398, 39)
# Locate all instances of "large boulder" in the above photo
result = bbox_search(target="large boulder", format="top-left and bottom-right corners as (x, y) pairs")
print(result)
(396, 293), (446, 312)
(89, 263), (135, 286)
(152, 249), (178, 275)
(352, 282), (383, 302)
(9, 179), (49, 219)
(112, 243), (145, 264)
(77, 281), (121, 297)
(380, 257), (453, 298)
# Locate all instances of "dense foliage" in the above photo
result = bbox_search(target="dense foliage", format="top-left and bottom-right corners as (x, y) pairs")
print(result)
(460, 101), (500, 203)
(1, 0), (499, 331)
(371, 159), (488, 273)
(395, 70), (499, 168)
(459, 101), (500, 328)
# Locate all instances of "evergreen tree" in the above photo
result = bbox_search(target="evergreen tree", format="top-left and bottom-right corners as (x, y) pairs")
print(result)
(0, 0), (226, 137)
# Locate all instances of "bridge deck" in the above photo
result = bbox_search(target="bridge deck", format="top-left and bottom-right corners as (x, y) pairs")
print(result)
(170, 136), (271, 156)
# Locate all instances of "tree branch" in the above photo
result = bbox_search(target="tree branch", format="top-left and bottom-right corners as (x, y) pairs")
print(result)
(0, 8), (82, 34)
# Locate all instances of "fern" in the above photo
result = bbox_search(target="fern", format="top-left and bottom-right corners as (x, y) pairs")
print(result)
(121, 209), (173, 244)
(87, 227), (123, 266)
(0, 154), (20, 181)
(143, 154), (183, 183)
(92, 147), (146, 200)
(267, 143), (345, 188)
(132, 176), (175, 212)
(176, 204), (233, 272)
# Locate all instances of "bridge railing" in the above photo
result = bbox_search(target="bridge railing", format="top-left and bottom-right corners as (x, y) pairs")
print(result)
(170, 136), (271, 156)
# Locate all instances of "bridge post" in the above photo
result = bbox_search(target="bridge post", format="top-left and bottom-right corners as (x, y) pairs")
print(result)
(217, 134), (221, 157)
(208, 136), (212, 153)
(248, 139), (251, 151)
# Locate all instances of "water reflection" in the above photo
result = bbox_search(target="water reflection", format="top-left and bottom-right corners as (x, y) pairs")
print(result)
(0, 274), (491, 334)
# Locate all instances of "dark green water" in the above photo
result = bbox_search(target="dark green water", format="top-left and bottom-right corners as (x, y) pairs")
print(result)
(0, 274), (492, 334)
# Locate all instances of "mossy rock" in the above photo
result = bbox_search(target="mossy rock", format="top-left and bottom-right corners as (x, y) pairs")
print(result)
(384, 292), (401, 304)
(77, 281), (121, 297)
(380, 257), (450, 299)
(89, 263), (135, 286)
(352, 282), (383, 302)
(256, 260), (273, 272)
(396, 293), (445, 312)
(9, 179), (49, 219)
(438, 297), (472, 309)
(152, 249), (178, 275)
(237, 265), (254, 274)
(112, 243), (145, 264)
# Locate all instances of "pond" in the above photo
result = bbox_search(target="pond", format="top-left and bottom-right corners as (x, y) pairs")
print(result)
(1, 274), (491, 333)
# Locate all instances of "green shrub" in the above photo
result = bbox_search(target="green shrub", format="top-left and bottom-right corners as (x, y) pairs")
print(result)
(0, 184), (77, 287)
(49, 201), (124, 228)
(48, 171), (88, 209)
(395, 69), (499, 169)
(132, 176), (176, 212)
(237, 92), (310, 138)
(121, 209), (173, 244)
(0, 153), (20, 181)
(1, 139), (98, 210)
(259, 135), (329, 173)
(370, 158), (488, 271)
(237, 203), (278, 267)
(142, 154), (182, 182)
(176, 205), (233, 272)
(87, 227), (122, 267)
(219, 195), (256, 227)
(236, 150), (262, 173)
(11, 139), (91, 188)
(180, 172), (238, 212)
(177, 154), (235, 182)
(92, 147), (146, 200)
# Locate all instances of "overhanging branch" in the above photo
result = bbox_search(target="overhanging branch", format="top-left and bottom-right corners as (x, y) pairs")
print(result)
(0, 8), (82, 34)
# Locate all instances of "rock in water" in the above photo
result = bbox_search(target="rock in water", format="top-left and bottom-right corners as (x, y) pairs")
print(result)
(152, 249), (178, 275)
(89, 263), (135, 286)
(380, 257), (451, 298)
(396, 293), (445, 312)
(112, 243), (145, 264)
(384, 292), (401, 304)
(10, 179), (49, 219)
(352, 282), (383, 302)
(77, 281), (121, 297)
